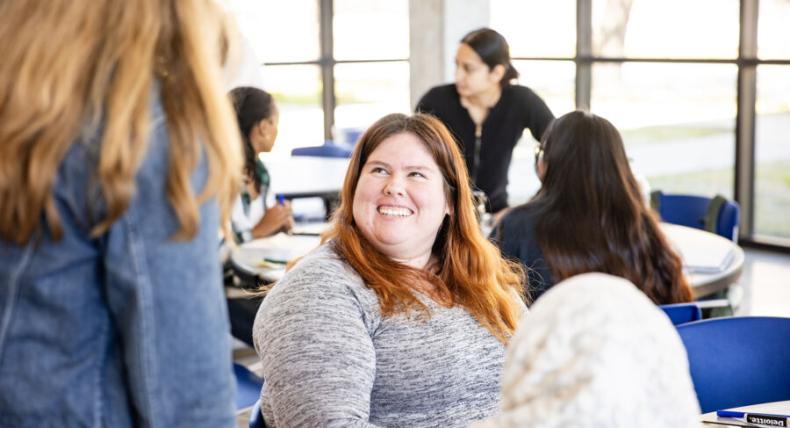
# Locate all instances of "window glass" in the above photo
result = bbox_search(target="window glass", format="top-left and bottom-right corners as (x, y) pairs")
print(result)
(508, 60), (576, 205)
(754, 65), (790, 241)
(259, 65), (324, 157)
(334, 0), (409, 60)
(228, 0), (320, 63)
(490, 0), (576, 58)
(758, 0), (790, 59)
(592, 0), (738, 59)
(334, 62), (411, 137)
(591, 63), (738, 199)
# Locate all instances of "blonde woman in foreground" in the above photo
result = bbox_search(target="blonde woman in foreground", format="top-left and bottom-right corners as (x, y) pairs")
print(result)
(0, 1), (242, 426)
(471, 272), (700, 428)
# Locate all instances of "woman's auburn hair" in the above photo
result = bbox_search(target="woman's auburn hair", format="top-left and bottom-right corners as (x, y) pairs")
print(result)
(0, 0), (242, 243)
(324, 113), (525, 343)
(534, 111), (692, 304)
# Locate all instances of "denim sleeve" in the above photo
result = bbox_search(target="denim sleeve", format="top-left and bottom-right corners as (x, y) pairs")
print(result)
(98, 120), (235, 427)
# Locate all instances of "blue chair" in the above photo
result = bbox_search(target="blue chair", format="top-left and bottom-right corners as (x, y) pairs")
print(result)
(650, 191), (740, 242)
(651, 191), (742, 316)
(291, 140), (354, 158)
(338, 127), (364, 146)
(660, 303), (702, 326)
(249, 399), (265, 428)
(234, 362), (263, 410)
(676, 316), (790, 413)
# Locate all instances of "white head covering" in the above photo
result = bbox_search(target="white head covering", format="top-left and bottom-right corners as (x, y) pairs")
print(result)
(472, 273), (700, 428)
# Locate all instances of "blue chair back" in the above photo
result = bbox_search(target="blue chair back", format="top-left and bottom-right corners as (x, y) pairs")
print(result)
(291, 140), (353, 158)
(338, 127), (364, 145)
(660, 303), (702, 325)
(249, 399), (265, 428)
(676, 316), (790, 412)
(651, 192), (740, 242)
(234, 363), (263, 410)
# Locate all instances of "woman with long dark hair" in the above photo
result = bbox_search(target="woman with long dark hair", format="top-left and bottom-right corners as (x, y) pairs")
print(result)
(493, 111), (692, 304)
(416, 27), (554, 222)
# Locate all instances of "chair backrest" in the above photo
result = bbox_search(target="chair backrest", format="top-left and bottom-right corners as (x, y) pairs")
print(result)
(234, 362), (263, 410)
(650, 191), (740, 242)
(676, 316), (790, 412)
(291, 140), (354, 158)
(660, 303), (702, 325)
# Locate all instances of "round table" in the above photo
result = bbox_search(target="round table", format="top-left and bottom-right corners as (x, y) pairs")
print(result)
(229, 233), (323, 288)
(230, 223), (745, 299)
(659, 223), (745, 298)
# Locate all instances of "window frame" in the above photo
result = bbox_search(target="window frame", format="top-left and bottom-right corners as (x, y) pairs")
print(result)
(507, 0), (790, 251)
(262, 0), (409, 141)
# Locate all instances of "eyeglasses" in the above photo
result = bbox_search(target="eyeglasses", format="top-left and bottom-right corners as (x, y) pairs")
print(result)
(533, 141), (545, 165)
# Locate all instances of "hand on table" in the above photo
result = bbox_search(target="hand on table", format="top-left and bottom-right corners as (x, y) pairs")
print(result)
(252, 201), (294, 238)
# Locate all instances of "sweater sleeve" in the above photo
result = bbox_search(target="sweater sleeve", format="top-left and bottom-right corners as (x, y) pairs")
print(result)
(253, 249), (382, 428)
(519, 87), (555, 142)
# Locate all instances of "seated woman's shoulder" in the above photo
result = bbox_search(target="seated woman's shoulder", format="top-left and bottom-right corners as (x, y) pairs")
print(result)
(269, 242), (372, 299)
(502, 201), (541, 224)
(424, 83), (459, 99)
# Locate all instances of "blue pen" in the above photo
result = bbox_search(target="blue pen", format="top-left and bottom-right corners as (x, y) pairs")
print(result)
(717, 410), (746, 418)
(717, 409), (790, 426)
(277, 194), (285, 206)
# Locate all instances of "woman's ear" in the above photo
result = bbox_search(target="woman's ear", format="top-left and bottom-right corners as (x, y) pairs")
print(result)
(256, 119), (271, 139)
(252, 119), (276, 152)
(491, 64), (506, 83)
(537, 158), (547, 182)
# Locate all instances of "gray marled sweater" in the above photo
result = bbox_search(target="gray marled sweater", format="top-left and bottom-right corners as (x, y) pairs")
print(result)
(253, 242), (524, 428)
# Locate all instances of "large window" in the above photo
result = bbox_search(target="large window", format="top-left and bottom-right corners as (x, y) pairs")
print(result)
(755, 65), (790, 241)
(493, 0), (790, 248)
(491, 0), (577, 204)
(226, 0), (409, 156)
(754, 0), (790, 243)
(592, 63), (737, 200)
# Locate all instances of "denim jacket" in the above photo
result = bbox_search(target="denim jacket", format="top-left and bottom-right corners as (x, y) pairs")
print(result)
(0, 99), (236, 427)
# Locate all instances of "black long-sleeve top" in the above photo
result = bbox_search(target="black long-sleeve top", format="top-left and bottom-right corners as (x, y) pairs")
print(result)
(416, 84), (554, 212)
(491, 202), (555, 302)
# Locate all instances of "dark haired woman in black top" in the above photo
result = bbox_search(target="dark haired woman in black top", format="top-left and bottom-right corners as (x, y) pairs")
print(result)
(229, 86), (293, 241)
(493, 111), (692, 304)
(416, 27), (554, 221)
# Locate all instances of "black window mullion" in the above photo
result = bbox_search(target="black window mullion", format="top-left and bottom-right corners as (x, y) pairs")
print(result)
(319, 0), (335, 141)
(735, 0), (758, 241)
(576, 0), (592, 111)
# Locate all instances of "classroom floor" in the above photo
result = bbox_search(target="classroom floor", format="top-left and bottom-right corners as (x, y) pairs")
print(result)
(232, 246), (790, 426)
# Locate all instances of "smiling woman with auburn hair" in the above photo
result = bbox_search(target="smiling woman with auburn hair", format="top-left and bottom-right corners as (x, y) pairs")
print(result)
(253, 113), (525, 427)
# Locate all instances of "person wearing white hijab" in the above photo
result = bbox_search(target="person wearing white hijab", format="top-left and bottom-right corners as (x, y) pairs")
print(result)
(472, 272), (700, 428)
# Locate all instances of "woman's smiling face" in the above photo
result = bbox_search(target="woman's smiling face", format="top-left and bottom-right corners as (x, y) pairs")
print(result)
(352, 132), (449, 268)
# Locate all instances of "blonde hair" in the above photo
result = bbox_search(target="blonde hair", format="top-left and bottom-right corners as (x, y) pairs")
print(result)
(325, 113), (524, 343)
(0, 0), (242, 244)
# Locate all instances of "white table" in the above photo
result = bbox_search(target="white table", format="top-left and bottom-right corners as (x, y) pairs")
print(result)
(230, 222), (744, 297)
(700, 400), (790, 427)
(230, 231), (324, 285)
(660, 223), (745, 298)
(262, 156), (350, 221)
(265, 156), (349, 196)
